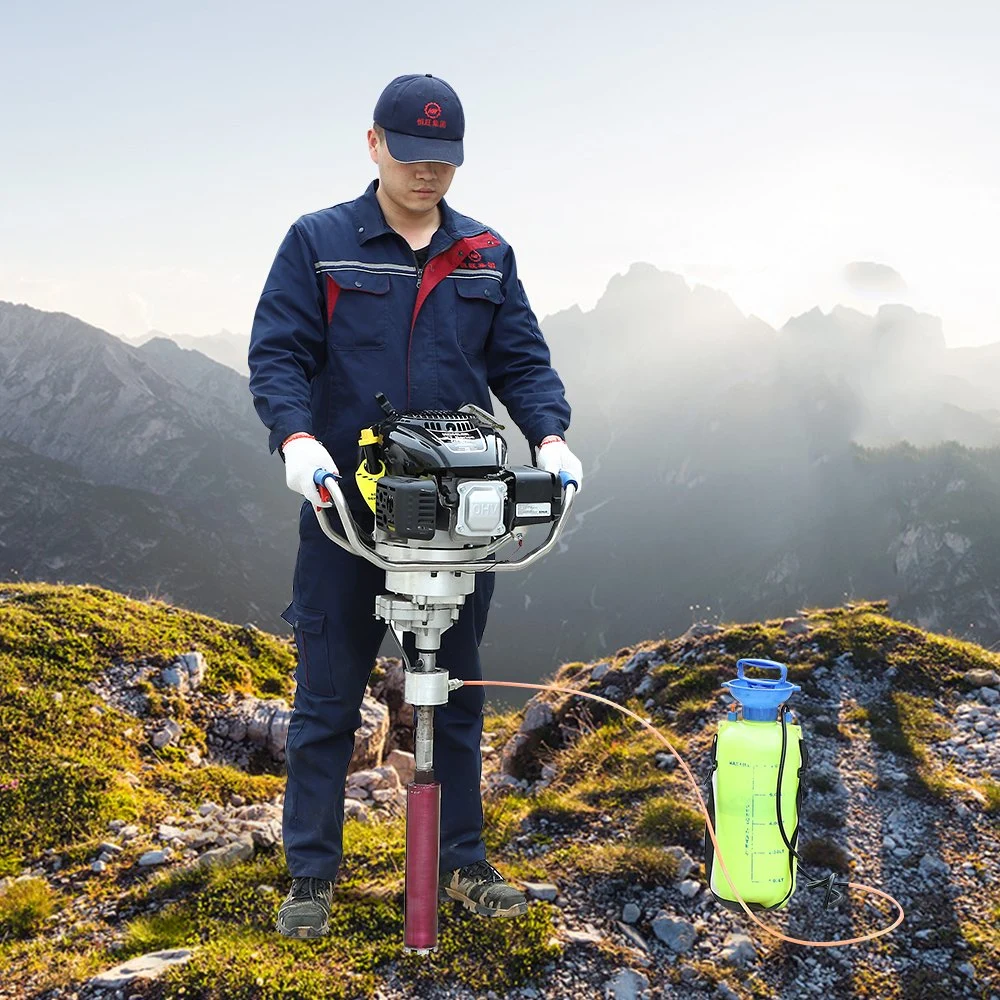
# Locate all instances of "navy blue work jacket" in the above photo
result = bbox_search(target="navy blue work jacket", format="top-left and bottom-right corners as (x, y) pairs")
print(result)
(248, 179), (572, 512)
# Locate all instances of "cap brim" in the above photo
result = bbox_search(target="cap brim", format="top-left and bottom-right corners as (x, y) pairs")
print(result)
(383, 128), (464, 167)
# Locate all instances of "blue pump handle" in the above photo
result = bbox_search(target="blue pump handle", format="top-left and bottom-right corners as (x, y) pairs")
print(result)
(735, 658), (788, 686)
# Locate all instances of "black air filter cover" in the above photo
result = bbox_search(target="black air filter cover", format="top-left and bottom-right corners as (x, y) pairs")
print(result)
(375, 477), (438, 540)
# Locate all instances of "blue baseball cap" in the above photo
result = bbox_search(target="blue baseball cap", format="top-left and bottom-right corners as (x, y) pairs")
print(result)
(373, 73), (465, 167)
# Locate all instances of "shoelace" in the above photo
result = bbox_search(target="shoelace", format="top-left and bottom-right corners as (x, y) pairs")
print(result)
(290, 876), (331, 900)
(459, 860), (505, 883)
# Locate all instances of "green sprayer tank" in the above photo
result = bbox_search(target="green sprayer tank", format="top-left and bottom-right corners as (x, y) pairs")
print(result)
(705, 658), (806, 911)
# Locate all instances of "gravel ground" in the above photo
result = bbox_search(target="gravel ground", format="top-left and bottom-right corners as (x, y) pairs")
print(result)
(8, 616), (1000, 1000)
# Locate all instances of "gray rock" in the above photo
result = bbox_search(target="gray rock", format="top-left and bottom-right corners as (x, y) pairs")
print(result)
(91, 860), (106, 873)
(521, 880), (559, 901)
(196, 837), (254, 869)
(347, 769), (376, 789)
(964, 669), (1000, 688)
(615, 921), (651, 954)
(681, 622), (720, 641)
(563, 925), (604, 946)
(635, 675), (656, 697)
(152, 719), (183, 749)
(719, 932), (756, 967)
(137, 849), (172, 866)
(249, 821), (282, 849)
(622, 902), (641, 924)
(386, 749), (416, 785)
(591, 662), (611, 681)
(348, 695), (389, 771)
(678, 879), (700, 898)
(651, 914), (696, 953)
(980, 687), (999, 706)
(622, 651), (661, 675)
(663, 846), (696, 880)
(88, 949), (194, 987)
(372, 765), (401, 789)
(268, 707), (291, 757)
(159, 666), (188, 690)
(917, 853), (951, 878)
(245, 700), (274, 744)
(780, 617), (811, 636)
(344, 798), (369, 822)
(604, 968), (650, 999)
(655, 752), (678, 771)
(177, 652), (206, 687)
(520, 700), (555, 733)
(231, 803), (280, 822)
(715, 984), (740, 1000)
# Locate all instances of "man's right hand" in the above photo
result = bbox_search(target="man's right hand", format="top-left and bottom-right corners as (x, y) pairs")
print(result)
(282, 434), (340, 508)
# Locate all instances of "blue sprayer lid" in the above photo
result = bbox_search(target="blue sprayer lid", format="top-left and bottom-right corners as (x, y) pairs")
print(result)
(723, 658), (800, 721)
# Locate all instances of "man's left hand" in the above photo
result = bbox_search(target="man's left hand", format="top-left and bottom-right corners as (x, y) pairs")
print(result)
(534, 436), (583, 491)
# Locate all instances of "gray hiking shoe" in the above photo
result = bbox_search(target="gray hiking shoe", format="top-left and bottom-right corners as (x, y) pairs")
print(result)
(438, 859), (528, 917)
(275, 876), (333, 938)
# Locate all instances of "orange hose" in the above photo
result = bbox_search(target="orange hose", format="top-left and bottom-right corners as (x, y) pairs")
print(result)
(463, 679), (905, 948)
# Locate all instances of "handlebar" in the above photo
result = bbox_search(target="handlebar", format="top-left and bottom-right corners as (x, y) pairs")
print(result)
(308, 468), (577, 574)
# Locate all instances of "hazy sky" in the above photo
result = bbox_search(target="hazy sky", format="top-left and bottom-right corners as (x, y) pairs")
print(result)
(2, 1), (998, 347)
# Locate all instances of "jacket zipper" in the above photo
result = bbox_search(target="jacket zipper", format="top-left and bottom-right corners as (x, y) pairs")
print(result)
(412, 246), (423, 288)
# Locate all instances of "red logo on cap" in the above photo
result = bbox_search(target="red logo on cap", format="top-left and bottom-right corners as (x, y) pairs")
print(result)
(424, 102), (442, 119)
(467, 250), (482, 262)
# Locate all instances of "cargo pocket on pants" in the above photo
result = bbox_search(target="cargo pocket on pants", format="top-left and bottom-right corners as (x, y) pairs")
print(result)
(281, 601), (331, 696)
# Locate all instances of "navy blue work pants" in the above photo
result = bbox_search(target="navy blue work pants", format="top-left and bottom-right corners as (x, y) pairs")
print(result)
(279, 499), (495, 882)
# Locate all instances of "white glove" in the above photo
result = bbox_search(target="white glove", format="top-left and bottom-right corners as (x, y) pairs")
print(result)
(534, 436), (583, 491)
(282, 435), (340, 508)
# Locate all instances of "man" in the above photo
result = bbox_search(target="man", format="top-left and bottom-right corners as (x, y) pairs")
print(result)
(248, 72), (583, 939)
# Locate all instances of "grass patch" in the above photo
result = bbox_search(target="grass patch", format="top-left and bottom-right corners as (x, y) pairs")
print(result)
(0, 916), (114, 995)
(799, 837), (850, 873)
(808, 601), (1000, 693)
(0, 877), (58, 938)
(806, 808), (845, 830)
(635, 795), (704, 848)
(713, 621), (787, 661)
(979, 780), (1000, 814)
(0, 582), (297, 876)
(548, 841), (680, 885)
(651, 663), (721, 706)
(810, 770), (837, 794)
(555, 709), (681, 783)
(150, 762), (284, 812)
(864, 692), (956, 800)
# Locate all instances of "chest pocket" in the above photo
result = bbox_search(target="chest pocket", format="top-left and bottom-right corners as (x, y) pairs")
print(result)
(324, 271), (391, 350)
(454, 279), (505, 355)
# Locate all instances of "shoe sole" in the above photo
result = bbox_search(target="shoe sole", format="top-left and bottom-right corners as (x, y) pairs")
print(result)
(438, 885), (528, 918)
(275, 915), (330, 938)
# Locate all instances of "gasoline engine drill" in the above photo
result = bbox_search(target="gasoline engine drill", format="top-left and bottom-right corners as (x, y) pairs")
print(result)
(307, 392), (577, 955)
